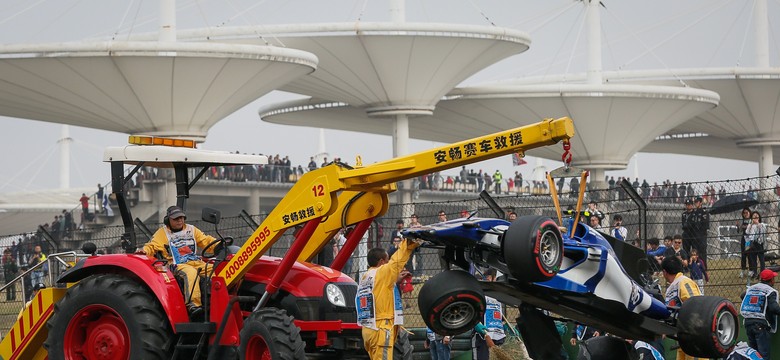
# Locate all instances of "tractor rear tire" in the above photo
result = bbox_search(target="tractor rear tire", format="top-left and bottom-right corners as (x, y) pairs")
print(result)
(44, 274), (171, 360)
(239, 307), (305, 360)
(502, 215), (563, 282)
(418, 270), (485, 336)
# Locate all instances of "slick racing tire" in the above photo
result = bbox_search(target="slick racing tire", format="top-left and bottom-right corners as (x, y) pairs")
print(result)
(393, 327), (413, 360)
(239, 307), (306, 360)
(44, 274), (172, 360)
(503, 215), (563, 282)
(678, 296), (738, 358)
(418, 270), (486, 336)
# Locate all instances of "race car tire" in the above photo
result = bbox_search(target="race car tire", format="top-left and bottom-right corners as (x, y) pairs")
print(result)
(239, 307), (306, 360)
(393, 327), (413, 360)
(45, 274), (172, 360)
(678, 296), (738, 358)
(419, 270), (486, 336)
(503, 215), (563, 282)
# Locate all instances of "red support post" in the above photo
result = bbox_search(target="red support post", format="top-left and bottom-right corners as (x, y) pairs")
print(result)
(330, 218), (373, 272)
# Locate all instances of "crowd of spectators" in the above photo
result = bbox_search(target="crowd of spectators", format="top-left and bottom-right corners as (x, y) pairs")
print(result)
(202, 153), (309, 183)
(2, 238), (52, 301)
(133, 151), (758, 208)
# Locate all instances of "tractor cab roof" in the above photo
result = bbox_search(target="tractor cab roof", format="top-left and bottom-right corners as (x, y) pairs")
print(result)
(103, 142), (267, 168)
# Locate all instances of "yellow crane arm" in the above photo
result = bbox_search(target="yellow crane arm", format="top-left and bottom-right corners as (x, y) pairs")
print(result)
(220, 117), (575, 287)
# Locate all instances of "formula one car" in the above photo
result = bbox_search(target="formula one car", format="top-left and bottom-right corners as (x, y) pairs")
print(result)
(407, 192), (738, 359)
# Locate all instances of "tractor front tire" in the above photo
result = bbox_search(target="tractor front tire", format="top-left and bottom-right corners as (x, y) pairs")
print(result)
(393, 327), (413, 360)
(44, 274), (171, 360)
(239, 307), (305, 360)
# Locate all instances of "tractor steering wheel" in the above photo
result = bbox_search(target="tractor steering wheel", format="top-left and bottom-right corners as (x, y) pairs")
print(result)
(201, 237), (233, 259)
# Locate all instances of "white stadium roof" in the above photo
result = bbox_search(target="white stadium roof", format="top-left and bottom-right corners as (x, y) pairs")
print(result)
(0, 41), (317, 142)
(165, 22), (531, 116)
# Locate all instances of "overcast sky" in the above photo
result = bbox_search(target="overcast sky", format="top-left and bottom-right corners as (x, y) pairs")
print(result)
(0, 0), (776, 194)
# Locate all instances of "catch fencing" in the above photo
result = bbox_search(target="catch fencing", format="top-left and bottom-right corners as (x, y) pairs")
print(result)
(0, 172), (778, 331)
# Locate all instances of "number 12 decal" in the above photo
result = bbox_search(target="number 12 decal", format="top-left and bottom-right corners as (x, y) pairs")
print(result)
(312, 184), (325, 196)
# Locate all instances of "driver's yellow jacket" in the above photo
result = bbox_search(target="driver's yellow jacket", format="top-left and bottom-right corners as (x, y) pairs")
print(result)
(143, 224), (215, 262)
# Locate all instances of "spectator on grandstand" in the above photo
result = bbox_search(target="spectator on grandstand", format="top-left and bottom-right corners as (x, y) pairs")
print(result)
(689, 248), (708, 293)
(569, 176), (579, 198)
(51, 215), (61, 242)
(62, 210), (74, 239)
(585, 200), (605, 223)
(681, 198), (696, 256)
(492, 170), (503, 194)
(460, 166), (469, 191)
(307, 156), (317, 172)
(609, 214), (628, 241)
(26, 245), (47, 297)
(692, 196), (710, 267)
(745, 211), (768, 280)
(390, 219), (405, 244)
(589, 216), (605, 233)
(738, 207), (752, 279)
(409, 214), (422, 228)
(3, 249), (18, 301)
(641, 179), (650, 198)
(645, 238), (666, 273)
(78, 193), (91, 225)
(556, 177), (564, 195)
(663, 234), (689, 269)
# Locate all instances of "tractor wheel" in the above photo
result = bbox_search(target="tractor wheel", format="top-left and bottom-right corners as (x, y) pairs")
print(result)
(239, 307), (305, 360)
(393, 327), (413, 360)
(502, 215), (563, 282)
(678, 296), (738, 358)
(44, 274), (171, 360)
(418, 270), (485, 336)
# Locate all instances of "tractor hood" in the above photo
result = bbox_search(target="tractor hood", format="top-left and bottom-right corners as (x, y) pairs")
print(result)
(243, 255), (355, 298)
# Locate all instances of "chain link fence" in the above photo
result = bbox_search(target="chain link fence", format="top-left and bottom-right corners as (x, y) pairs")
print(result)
(1, 172), (778, 331)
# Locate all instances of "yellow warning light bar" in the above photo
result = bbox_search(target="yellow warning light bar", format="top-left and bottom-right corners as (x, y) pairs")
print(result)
(128, 136), (196, 148)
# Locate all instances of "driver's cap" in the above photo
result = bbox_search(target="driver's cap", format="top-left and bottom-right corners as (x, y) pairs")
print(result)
(167, 206), (186, 219)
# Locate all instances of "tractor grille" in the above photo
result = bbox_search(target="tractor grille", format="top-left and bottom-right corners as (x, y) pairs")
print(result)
(337, 283), (357, 307)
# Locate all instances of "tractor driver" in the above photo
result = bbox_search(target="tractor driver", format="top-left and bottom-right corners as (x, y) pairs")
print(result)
(143, 206), (215, 316)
